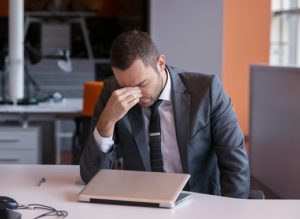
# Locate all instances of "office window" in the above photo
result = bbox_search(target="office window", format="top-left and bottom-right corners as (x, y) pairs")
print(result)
(270, 0), (300, 65)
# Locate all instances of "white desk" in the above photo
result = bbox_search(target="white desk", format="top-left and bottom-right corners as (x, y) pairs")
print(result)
(0, 98), (82, 121)
(0, 98), (82, 164)
(0, 165), (300, 219)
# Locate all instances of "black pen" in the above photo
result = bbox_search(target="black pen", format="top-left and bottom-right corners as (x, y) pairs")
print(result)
(38, 177), (46, 187)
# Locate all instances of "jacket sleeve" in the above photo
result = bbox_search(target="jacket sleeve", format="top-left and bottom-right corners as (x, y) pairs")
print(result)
(210, 75), (250, 198)
(80, 80), (117, 183)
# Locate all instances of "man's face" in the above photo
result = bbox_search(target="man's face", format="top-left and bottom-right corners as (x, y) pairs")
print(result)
(113, 56), (166, 108)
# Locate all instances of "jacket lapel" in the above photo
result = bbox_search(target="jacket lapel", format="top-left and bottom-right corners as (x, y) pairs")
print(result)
(168, 67), (191, 173)
(128, 105), (151, 171)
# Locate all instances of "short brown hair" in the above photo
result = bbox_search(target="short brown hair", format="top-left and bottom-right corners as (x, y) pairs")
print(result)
(109, 30), (160, 70)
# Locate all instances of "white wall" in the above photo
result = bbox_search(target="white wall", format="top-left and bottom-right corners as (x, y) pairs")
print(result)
(149, 0), (224, 77)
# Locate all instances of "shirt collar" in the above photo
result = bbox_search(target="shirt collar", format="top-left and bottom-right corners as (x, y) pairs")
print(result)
(158, 68), (171, 102)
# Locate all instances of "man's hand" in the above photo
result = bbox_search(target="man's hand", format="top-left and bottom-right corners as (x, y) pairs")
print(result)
(97, 87), (142, 137)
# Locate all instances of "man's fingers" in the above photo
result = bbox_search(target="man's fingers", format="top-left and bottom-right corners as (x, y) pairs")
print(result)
(113, 87), (141, 96)
(117, 92), (141, 112)
(102, 87), (142, 125)
(126, 96), (140, 110)
(112, 87), (142, 103)
(122, 92), (142, 103)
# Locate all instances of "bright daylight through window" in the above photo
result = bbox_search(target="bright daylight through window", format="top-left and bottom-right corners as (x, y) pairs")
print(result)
(270, 0), (300, 65)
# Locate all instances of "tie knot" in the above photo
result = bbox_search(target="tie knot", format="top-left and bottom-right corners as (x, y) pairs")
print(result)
(150, 99), (162, 113)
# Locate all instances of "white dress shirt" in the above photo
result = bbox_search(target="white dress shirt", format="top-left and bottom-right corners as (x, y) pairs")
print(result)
(93, 70), (183, 173)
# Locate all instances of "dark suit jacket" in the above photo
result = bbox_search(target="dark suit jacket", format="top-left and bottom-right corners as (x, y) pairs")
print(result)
(80, 66), (250, 198)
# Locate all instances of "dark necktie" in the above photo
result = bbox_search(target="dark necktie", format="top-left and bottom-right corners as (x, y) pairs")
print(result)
(149, 99), (164, 172)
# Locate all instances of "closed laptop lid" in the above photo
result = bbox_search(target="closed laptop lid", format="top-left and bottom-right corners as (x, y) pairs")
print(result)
(78, 169), (190, 208)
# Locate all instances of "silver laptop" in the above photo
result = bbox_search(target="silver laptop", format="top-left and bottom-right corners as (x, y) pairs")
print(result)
(78, 169), (191, 208)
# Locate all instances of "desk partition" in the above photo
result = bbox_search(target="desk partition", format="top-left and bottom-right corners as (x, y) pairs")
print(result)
(250, 64), (300, 198)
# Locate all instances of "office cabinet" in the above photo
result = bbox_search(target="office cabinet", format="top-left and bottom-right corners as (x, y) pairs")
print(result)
(0, 126), (41, 164)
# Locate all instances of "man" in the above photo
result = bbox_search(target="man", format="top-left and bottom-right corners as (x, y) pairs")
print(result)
(80, 30), (250, 198)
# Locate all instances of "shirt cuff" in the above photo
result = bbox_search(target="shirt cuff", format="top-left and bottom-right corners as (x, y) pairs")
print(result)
(93, 128), (114, 153)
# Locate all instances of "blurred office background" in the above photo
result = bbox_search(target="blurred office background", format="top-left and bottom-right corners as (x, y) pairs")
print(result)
(1, 0), (300, 199)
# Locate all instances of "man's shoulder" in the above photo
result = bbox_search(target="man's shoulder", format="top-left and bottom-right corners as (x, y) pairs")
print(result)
(168, 65), (219, 89)
(168, 65), (215, 80)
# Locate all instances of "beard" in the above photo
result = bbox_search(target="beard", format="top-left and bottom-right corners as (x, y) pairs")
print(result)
(139, 73), (165, 107)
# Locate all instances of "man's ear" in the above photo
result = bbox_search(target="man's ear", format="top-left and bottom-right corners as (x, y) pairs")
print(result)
(157, 55), (166, 72)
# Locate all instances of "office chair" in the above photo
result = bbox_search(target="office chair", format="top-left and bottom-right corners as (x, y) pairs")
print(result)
(72, 81), (104, 164)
